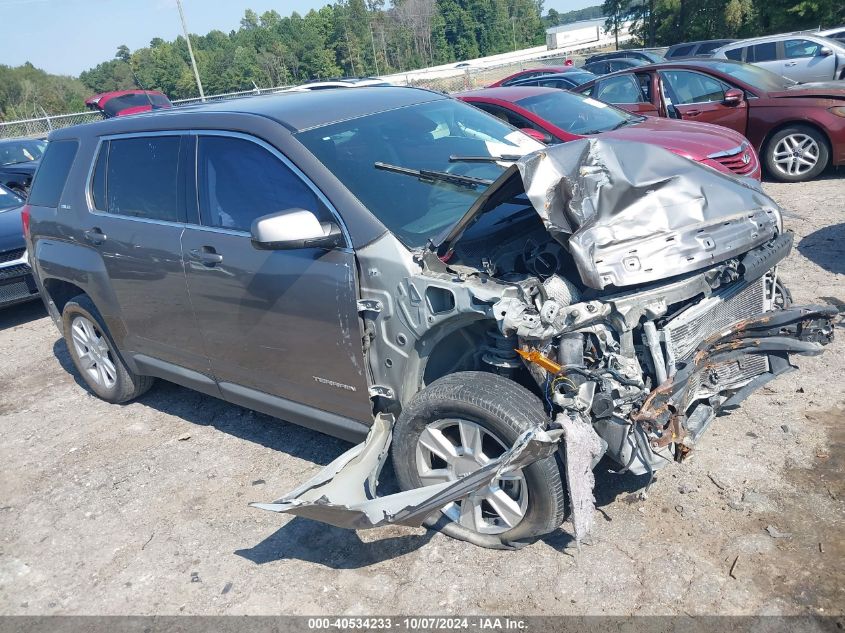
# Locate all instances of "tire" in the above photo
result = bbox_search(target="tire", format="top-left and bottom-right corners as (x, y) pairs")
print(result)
(391, 371), (566, 549)
(62, 294), (154, 403)
(764, 125), (829, 182)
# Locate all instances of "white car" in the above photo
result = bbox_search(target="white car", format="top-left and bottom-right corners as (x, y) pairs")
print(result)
(817, 26), (845, 44)
(712, 33), (845, 83)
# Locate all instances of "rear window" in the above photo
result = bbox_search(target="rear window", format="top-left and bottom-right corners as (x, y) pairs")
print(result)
(724, 47), (744, 61)
(669, 45), (694, 57)
(28, 140), (78, 207)
(97, 136), (182, 222)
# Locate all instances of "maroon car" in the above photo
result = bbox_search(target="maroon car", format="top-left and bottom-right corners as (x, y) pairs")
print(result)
(487, 64), (577, 88)
(576, 59), (845, 181)
(85, 90), (173, 119)
(456, 86), (761, 180)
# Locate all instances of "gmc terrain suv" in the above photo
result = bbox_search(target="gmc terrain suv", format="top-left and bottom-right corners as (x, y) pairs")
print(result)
(26, 88), (834, 548)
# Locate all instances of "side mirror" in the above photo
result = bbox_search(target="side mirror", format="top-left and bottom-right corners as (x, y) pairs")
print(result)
(723, 88), (744, 105)
(521, 128), (553, 144)
(250, 208), (343, 250)
(820, 46), (833, 56)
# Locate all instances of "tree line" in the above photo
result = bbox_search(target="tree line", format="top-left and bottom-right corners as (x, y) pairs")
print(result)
(2, 0), (843, 121)
(604, 0), (843, 47)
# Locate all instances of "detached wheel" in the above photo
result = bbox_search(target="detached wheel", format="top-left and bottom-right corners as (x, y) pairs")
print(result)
(391, 371), (565, 548)
(764, 125), (829, 182)
(62, 294), (154, 403)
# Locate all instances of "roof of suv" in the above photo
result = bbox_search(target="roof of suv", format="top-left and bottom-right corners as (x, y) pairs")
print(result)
(50, 86), (446, 140)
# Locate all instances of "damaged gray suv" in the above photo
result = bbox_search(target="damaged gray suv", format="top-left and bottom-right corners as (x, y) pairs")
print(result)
(26, 87), (834, 548)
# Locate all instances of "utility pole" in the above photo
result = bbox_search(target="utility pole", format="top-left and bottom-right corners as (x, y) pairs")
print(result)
(176, 0), (205, 101)
(511, 17), (517, 51)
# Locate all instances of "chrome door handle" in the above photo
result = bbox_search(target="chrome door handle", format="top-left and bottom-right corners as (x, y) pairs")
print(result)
(189, 247), (223, 266)
(784, 61), (798, 66)
(83, 228), (107, 245)
(685, 109), (702, 117)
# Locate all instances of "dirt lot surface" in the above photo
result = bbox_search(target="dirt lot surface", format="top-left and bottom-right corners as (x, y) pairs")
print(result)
(0, 175), (843, 616)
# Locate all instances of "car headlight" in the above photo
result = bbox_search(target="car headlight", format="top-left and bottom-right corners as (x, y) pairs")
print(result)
(829, 106), (845, 117)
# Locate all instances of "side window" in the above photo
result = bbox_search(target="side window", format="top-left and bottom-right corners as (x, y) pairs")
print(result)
(537, 78), (563, 88)
(670, 44), (694, 58)
(594, 75), (644, 103)
(697, 41), (723, 55)
(104, 136), (181, 222)
(473, 103), (534, 130)
(783, 39), (822, 58)
(724, 47), (744, 61)
(660, 70), (726, 104)
(91, 141), (108, 211)
(748, 42), (777, 62)
(197, 135), (322, 233)
(28, 140), (79, 208)
(636, 73), (653, 101)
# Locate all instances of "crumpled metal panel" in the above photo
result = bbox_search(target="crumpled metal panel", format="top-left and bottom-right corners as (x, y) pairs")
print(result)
(515, 138), (782, 289)
(251, 414), (563, 530)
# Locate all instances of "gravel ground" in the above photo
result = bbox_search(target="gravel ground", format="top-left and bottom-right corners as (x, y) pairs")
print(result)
(0, 174), (842, 616)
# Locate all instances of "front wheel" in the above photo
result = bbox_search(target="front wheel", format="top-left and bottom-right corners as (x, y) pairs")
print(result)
(391, 371), (566, 548)
(764, 125), (829, 182)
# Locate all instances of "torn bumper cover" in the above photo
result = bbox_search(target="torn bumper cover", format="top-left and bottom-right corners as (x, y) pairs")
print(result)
(252, 414), (562, 530)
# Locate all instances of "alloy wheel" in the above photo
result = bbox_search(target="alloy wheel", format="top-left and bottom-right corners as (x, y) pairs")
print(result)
(415, 418), (528, 534)
(70, 315), (117, 390)
(772, 133), (820, 177)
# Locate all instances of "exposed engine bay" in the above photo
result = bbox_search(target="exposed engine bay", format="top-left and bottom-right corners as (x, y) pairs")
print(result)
(253, 139), (835, 546)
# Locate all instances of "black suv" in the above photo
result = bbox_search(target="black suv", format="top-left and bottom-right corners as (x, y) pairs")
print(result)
(25, 87), (834, 548)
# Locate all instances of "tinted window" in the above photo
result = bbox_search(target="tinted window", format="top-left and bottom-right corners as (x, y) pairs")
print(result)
(595, 75), (645, 103)
(103, 93), (172, 117)
(669, 45), (694, 58)
(783, 39), (822, 58)
(106, 136), (181, 221)
(91, 142), (108, 211)
(584, 61), (608, 74)
(725, 47), (744, 61)
(28, 140), (78, 207)
(197, 136), (321, 232)
(661, 70), (726, 104)
(749, 42), (777, 62)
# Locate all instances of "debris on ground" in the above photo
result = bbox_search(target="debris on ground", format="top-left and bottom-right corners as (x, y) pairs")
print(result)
(765, 525), (792, 539)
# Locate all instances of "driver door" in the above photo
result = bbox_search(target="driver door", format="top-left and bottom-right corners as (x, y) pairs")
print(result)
(180, 133), (372, 424)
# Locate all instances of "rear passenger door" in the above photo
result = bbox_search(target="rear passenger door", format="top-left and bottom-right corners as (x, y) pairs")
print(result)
(87, 134), (209, 373)
(180, 133), (371, 423)
(589, 74), (659, 116)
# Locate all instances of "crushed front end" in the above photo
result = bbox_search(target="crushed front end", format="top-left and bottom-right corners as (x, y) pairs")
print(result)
(253, 139), (835, 546)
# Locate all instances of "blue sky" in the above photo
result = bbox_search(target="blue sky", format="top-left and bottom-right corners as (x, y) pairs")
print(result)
(2, 0), (597, 76)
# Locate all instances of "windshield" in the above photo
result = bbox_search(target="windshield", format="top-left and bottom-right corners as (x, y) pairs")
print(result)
(296, 99), (541, 247)
(103, 93), (172, 117)
(516, 91), (639, 135)
(0, 139), (47, 166)
(641, 51), (665, 63)
(556, 71), (598, 86)
(707, 61), (795, 90)
(0, 184), (24, 211)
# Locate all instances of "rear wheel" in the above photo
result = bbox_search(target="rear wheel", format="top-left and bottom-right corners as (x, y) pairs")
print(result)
(764, 125), (829, 182)
(391, 371), (566, 548)
(62, 295), (154, 403)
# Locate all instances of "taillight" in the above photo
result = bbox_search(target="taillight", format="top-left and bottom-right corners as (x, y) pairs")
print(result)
(21, 204), (31, 239)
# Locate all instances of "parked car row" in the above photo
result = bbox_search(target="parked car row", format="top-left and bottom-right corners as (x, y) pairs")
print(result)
(16, 86), (835, 547)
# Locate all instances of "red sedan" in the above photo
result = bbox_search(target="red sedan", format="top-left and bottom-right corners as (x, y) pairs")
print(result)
(576, 59), (845, 181)
(456, 86), (761, 180)
(85, 90), (172, 118)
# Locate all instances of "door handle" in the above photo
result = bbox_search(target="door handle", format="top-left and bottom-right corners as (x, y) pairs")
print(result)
(785, 61), (798, 67)
(189, 246), (223, 266)
(684, 109), (702, 117)
(83, 227), (107, 245)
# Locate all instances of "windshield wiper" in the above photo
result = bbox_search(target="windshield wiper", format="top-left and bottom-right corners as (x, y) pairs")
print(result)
(448, 155), (522, 163)
(374, 161), (493, 189)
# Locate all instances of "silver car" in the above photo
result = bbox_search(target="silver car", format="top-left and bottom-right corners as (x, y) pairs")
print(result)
(713, 33), (845, 83)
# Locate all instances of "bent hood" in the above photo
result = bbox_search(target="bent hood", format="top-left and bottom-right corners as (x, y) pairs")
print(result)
(438, 138), (782, 289)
